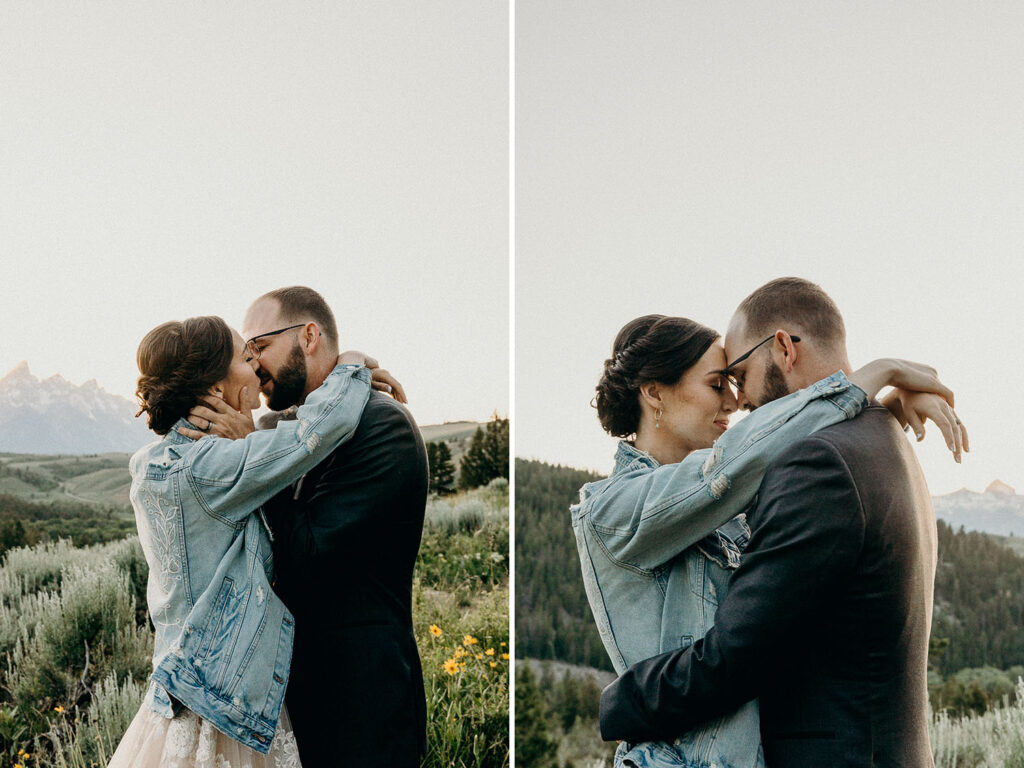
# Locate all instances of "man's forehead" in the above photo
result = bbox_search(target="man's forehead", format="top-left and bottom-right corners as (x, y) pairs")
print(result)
(242, 299), (283, 340)
(723, 313), (752, 354)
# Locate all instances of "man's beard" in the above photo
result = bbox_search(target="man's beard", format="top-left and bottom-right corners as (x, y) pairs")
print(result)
(265, 343), (308, 411)
(751, 357), (792, 410)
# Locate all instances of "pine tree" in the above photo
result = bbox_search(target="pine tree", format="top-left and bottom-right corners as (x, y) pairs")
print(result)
(426, 441), (456, 495)
(458, 413), (509, 490)
(514, 665), (558, 768)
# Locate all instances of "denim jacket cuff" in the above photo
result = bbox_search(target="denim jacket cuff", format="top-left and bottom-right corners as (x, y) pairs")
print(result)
(806, 371), (867, 418)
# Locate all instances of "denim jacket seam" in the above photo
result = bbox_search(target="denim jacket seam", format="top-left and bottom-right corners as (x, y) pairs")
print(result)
(584, 517), (660, 577)
(183, 468), (249, 528)
(171, 476), (195, 607)
(227, 598), (270, 697)
(216, 585), (254, 694)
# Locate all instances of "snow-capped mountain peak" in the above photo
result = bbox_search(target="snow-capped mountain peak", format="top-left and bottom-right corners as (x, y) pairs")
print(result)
(933, 481), (1024, 537)
(0, 362), (151, 454)
(986, 479), (1016, 496)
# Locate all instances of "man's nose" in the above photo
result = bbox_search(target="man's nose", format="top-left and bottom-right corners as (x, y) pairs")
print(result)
(737, 391), (753, 412)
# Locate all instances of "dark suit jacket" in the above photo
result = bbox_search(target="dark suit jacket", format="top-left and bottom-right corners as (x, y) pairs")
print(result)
(266, 391), (428, 768)
(600, 405), (937, 767)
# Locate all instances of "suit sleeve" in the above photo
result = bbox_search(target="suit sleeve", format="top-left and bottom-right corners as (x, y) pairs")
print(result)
(599, 434), (866, 742)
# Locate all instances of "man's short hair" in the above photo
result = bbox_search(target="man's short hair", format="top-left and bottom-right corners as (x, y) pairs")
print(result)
(736, 277), (845, 346)
(259, 286), (339, 346)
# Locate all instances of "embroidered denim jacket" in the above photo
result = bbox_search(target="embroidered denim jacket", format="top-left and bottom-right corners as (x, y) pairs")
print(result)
(570, 372), (867, 768)
(128, 363), (372, 753)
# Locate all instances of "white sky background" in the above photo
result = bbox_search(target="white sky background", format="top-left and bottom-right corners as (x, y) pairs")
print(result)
(0, 1), (508, 427)
(516, 1), (1024, 496)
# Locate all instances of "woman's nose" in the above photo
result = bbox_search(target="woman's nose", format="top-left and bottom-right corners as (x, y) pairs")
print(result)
(722, 387), (738, 413)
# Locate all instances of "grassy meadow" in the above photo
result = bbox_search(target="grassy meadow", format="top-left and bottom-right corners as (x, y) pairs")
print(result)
(0, 468), (508, 768)
(516, 658), (1024, 768)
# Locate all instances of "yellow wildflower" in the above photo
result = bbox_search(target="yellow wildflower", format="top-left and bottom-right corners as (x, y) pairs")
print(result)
(442, 658), (458, 676)
(475, 653), (483, 660)
(489, 661), (498, 668)
(429, 624), (442, 637)
(501, 653), (510, 659)
(485, 648), (495, 656)
(500, 641), (507, 646)
(463, 635), (478, 646)
(53, 705), (64, 713)
(454, 647), (466, 658)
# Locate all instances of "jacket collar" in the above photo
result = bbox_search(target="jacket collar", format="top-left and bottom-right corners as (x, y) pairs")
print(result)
(613, 440), (659, 473)
(167, 418), (199, 444)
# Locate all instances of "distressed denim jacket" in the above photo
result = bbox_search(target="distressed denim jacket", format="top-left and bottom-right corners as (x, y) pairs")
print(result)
(570, 372), (867, 768)
(128, 364), (372, 753)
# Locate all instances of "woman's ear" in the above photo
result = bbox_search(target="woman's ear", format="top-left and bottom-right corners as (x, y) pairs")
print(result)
(639, 382), (663, 411)
(209, 384), (224, 398)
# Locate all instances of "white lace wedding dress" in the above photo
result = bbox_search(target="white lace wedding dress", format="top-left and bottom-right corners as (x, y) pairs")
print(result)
(107, 703), (301, 768)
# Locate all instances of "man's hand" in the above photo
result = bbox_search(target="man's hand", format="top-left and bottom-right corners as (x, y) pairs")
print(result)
(336, 350), (408, 404)
(178, 389), (256, 441)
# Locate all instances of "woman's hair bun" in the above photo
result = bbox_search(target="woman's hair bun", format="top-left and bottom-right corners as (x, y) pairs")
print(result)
(135, 316), (235, 436)
(594, 314), (718, 437)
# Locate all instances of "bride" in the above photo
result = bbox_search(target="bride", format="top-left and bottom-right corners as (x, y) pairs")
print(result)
(108, 315), (399, 768)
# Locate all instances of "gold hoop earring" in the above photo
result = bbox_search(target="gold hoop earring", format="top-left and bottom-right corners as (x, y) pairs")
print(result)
(655, 408), (663, 429)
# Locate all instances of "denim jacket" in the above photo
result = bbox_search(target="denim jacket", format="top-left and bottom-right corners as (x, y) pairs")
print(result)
(571, 372), (867, 768)
(128, 363), (372, 753)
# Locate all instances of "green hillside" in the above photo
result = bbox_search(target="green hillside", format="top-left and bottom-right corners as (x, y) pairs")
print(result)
(514, 458), (1024, 676)
(0, 453), (133, 505)
(0, 420), (485, 508)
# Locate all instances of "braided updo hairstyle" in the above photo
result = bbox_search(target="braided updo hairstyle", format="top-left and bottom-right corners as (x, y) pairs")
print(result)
(595, 315), (718, 437)
(135, 316), (235, 436)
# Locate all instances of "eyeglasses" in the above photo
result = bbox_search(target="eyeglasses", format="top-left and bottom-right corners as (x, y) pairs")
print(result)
(244, 324), (306, 363)
(720, 334), (800, 392)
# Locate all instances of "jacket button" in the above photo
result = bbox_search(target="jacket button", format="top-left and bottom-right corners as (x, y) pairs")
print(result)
(254, 733), (266, 743)
(273, 673), (284, 683)
(283, 617), (293, 626)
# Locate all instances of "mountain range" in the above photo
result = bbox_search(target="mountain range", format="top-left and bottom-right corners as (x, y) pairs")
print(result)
(0, 362), (152, 454)
(932, 479), (1024, 538)
(0, 362), (484, 456)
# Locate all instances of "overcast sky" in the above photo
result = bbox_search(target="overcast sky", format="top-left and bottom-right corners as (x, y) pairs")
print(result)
(516, 1), (1024, 496)
(1, 1), (508, 427)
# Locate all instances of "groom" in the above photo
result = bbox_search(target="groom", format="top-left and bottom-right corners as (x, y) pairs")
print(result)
(243, 286), (428, 768)
(600, 278), (940, 767)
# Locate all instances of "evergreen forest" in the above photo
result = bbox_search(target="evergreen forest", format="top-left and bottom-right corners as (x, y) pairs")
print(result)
(515, 458), (1024, 677)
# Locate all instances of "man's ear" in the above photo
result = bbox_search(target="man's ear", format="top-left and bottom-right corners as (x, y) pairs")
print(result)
(773, 330), (799, 373)
(638, 382), (663, 411)
(300, 322), (321, 355)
